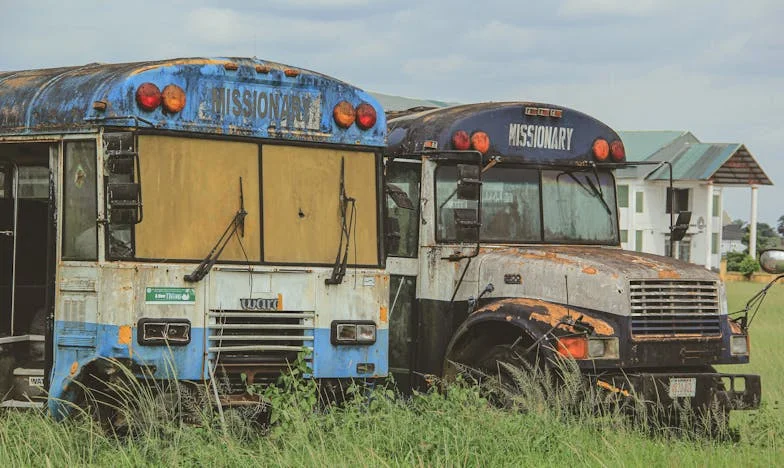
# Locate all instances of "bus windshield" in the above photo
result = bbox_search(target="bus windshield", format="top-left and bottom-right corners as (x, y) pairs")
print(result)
(435, 165), (618, 245)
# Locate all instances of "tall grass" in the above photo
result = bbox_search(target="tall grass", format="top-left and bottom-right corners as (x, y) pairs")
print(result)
(0, 281), (780, 466)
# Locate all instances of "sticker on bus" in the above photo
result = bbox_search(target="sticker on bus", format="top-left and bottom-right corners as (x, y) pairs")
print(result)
(145, 287), (196, 304)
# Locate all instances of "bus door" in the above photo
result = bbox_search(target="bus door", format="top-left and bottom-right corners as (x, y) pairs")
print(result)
(0, 143), (56, 404)
(385, 159), (421, 391)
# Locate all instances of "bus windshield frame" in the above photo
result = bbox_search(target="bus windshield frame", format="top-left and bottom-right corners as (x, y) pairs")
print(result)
(434, 161), (620, 246)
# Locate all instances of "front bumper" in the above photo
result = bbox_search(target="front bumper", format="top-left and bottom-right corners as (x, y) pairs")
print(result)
(595, 372), (761, 411)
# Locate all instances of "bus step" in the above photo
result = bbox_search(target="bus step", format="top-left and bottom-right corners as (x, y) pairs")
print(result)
(0, 400), (44, 409)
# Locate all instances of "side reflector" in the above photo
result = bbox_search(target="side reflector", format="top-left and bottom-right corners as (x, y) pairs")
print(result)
(161, 84), (186, 113)
(135, 82), (161, 111)
(470, 131), (490, 154)
(355, 102), (377, 130)
(592, 138), (610, 161)
(610, 140), (625, 161)
(557, 336), (588, 359)
(451, 130), (470, 150)
(333, 101), (356, 128)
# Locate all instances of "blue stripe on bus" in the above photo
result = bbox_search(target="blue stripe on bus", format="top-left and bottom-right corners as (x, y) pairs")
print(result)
(311, 328), (388, 378)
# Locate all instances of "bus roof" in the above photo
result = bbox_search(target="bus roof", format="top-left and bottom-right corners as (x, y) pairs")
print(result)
(0, 57), (385, 147)
(386, 102), (624, 164)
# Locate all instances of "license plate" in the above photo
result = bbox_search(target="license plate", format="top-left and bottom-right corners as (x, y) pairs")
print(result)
(28, 376), (44, 387)
(668, 377), (696, 398)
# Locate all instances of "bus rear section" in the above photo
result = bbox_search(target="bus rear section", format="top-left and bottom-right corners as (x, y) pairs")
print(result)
(0, 58), (389, 417)
(383, 102), (760, 422)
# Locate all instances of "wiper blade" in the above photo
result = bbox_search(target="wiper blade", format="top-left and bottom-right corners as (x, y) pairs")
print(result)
(558, 170), (612, 216)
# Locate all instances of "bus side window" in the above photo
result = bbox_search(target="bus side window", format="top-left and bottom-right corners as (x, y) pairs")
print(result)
(63, 141), (98, 260)
(386, 162), (420, 258)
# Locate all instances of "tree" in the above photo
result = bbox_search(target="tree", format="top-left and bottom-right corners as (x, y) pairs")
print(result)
(778, 215), (784, 236)
(742, 222), (781, 253)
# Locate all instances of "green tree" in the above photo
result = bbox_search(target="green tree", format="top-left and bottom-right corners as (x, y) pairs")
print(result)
(778, 215), (784, 236)
(742, 222), (780, 253)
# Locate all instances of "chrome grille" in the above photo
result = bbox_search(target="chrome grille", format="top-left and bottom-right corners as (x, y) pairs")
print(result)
(629, 280), (721, 337)
(208, 310), (314, 365)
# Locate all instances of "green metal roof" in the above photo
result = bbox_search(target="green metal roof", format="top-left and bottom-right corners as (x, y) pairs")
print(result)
(618, 130), (688, 162)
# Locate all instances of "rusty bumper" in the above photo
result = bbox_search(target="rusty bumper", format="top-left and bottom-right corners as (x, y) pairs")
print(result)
(596, 372), (761, 411)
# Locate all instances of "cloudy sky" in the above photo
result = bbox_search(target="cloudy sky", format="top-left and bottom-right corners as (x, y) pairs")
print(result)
(2, 0), (782, 225)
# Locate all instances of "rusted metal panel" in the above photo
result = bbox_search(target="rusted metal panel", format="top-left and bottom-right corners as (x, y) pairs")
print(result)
(0, 58), (385, 147)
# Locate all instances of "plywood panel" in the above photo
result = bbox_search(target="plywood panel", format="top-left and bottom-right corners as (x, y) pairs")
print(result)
(135, 136), (261, 261)
(262, 146), (378, 265)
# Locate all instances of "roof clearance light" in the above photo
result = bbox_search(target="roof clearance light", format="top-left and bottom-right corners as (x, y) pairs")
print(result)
(470, 131), (490, 154)
(136, 82), (162, 111)
(451, 130), (470, 150)
(550, 109), (563, 118)
(161, 84), (186, 113)
(592, 138), (610, 161)
(610, 140), (625, 161)
(333, 101), (356, 128)
(355, 102), (377, 130)
(537, 108), (550, 116)
(525, 107), (538, 116)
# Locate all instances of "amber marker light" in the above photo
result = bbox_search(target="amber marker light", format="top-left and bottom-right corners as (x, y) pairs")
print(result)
(161, 84), (186, 113)
(135, 82), (161, 111)
(451, 130), (470, 150)
(471, 131), (491, 154)
(333, 101), (356, 128)
(592, 138), (610, 161)
(556, 336), (588, 359)
(610, 140), (625, 161)
(355, 102), (377, 130)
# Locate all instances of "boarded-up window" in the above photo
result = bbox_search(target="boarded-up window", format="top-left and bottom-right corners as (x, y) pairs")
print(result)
(135, 136), (261, 261)
(262, 146), (378, 265)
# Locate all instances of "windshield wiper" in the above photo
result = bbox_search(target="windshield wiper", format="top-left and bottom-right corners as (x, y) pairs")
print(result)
(557, 169), (612, 216)
(326, 157), (356, 285)
(185, 178), (247, 283)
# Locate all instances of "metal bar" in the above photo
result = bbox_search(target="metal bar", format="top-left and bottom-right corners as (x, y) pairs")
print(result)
(208, 335), (314, 341)
(208, 312), (314, 319)
(10, 164), (18, 335)
(209, 345), (313, 352)
(208, 324), (312, 330)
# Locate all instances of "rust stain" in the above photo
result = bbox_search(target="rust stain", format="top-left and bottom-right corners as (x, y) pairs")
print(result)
(277, 293), (283, 311)
(657, 270), (681, 279)
(518, 251), (578, 266)
(118, 325), (132, 345)
(69, 361), (79, 376)
(474, 297), (614, 336)
(128, 58), (227, 76)
(379, 306), (388, 324)
(582, 266), (597, 275)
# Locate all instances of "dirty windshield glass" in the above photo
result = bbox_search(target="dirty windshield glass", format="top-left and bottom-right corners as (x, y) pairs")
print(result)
(541, 169), (617, 243)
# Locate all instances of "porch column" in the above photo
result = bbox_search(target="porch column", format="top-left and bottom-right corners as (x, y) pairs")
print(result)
(749, 185), (759, 258)
(704, 182), (713, 270)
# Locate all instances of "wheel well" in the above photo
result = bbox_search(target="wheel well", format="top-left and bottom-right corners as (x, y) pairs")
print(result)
(444, 321), (536, 373)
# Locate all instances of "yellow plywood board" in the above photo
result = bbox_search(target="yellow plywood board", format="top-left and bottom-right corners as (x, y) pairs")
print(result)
(135, 136), (261, 261)
(262, 146), (378, 265)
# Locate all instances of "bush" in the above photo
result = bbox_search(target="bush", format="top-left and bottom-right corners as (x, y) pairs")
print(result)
(726, 251), (747, 272)
(738, 256), (760, 277)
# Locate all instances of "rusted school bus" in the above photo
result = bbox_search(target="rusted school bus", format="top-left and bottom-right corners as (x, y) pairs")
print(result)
(0, 58), (388, 416)
(383, 103), (760, 418)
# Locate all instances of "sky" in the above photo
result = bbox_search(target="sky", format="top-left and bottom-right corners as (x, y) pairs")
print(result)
(1, 0), (782, 226)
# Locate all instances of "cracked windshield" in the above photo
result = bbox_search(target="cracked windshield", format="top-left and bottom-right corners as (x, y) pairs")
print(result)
(436, 165), (618, 244)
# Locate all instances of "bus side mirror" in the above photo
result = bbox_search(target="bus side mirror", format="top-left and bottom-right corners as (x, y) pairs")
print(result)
(386, 183), (414, 210)
(760, 249), (784, 274)
(385, 217), (401, 253)
(456, 164), (481, 201)
(107, 183), (143, 224)
(454, 208), (480, 242)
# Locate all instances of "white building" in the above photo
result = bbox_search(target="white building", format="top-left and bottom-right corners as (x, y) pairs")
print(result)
(616, 131), (771, 270)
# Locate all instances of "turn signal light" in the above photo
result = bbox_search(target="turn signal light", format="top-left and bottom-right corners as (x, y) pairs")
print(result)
(452, 130), (470, 150)
(136, 82), (161, 111)
(556, 336), (588, 359)
(161, 84), (186, 113)
(471, 131), (490, 154)
(333, 101), (356, 128)
(355, 102), (377, 130)
(592, 138), (610, 161)
(610, 140), (625, 161)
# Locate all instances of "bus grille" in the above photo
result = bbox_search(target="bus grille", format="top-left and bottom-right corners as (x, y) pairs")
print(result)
(208, 310), (314, 382)
(629, 280), (721, 337)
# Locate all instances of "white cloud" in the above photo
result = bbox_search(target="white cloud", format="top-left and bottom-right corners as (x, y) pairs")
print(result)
(558, 0), (666, 17)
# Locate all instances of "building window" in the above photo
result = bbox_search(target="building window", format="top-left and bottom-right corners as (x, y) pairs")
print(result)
(664, 234), (692, 261)
(666, 187), (690, 214)
(712, 194), (720, 217)
(635, 230), (643, 252)
(712, 233), (719, 255)
(635, 192), (644, 213)
(620, 229), (628, 243)
(617, 185), (629, 208)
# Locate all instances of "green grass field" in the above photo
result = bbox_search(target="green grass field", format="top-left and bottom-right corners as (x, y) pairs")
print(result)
(0, 281), (780, 466)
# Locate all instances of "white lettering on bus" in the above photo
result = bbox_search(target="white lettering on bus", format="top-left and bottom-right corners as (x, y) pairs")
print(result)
(206, 86), (322, 130)
(508, 124), (574, 151)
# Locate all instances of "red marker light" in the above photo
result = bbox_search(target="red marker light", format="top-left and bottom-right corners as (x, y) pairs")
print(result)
(333, 101), (356, 128)
(355, 102), (377, 130)
(610, 140), (625, 161)
(592, 138), (610, 161)
(471, 131), (490, 154)
(161, 84), (186, 113)
(451, 130), (470, 150)
(136, 82), (161, 111)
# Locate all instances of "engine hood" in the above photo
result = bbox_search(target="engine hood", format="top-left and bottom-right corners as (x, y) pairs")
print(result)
(476, 245), (720, 317)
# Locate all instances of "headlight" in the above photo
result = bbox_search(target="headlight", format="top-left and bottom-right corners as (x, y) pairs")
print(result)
(587, 337), (619, 359)
(730, 335), (749, 356)
(331, 321), (377, 345)
(138, 318), (191, 346)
